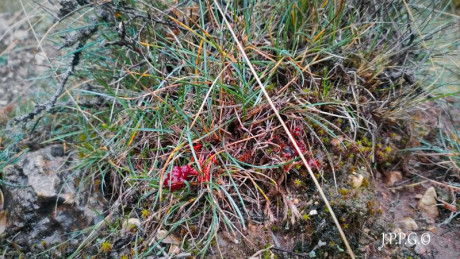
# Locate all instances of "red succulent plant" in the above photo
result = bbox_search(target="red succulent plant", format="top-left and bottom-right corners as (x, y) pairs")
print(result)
(163, 144), (217, 191)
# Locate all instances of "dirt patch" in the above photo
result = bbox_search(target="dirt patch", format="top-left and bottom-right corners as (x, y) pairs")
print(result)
(374, 174), (460, 258)
(368, 101), (460, 258)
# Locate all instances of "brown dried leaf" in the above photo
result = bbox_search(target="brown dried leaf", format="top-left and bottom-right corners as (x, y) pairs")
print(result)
(156, 230), (181, 245)
(0, 211), (6, 234)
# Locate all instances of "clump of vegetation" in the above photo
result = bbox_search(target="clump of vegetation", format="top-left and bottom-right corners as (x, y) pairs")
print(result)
(1, 0), (458, 258)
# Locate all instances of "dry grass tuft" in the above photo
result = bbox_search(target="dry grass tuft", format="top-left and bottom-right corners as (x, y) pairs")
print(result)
(1, 0), (459, 257)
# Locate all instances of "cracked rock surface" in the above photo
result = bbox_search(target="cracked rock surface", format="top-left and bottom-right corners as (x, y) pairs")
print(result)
(1, 145), (106, 256)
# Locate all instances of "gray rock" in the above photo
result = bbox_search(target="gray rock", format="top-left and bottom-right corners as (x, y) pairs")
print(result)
(1, 145), (106, 254)
(405, 234), (418, 248)
(399, 217), (418, 231)
(417, 186), (439, 223)
(414, 243), (427, 255)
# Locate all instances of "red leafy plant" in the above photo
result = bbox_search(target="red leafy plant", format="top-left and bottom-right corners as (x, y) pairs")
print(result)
(163, 144), (217, 191)
(163, 165), (196, 191)
(274, 126), (321, 171)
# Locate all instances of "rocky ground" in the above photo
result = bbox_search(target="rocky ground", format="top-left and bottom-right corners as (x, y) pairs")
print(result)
(2, 145), (106, 257)
(372, 102), (460, 258)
